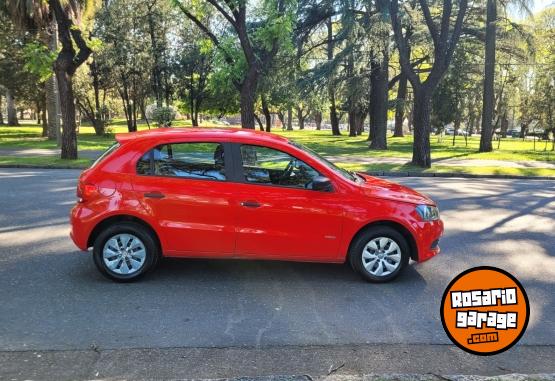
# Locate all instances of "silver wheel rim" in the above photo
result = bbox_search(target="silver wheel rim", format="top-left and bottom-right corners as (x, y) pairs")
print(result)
(362, 237), (402, 277)
(102, 234), (146, 275)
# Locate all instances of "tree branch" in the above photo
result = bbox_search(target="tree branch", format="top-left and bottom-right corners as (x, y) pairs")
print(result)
(390, 0), (420, 87)
(205, 0), (237, 27)
(418, 0), (440, 49)
(174, 1), (235, 66)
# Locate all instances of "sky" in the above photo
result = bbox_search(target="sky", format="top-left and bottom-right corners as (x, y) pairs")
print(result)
(532, 0), (554, 12)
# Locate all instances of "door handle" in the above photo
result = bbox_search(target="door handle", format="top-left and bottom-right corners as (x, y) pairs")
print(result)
(144, 192), (165, 199)
(240, 200), (261, 208)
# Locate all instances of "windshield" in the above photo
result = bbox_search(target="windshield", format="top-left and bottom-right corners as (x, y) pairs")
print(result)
(289, 141), (361, 182)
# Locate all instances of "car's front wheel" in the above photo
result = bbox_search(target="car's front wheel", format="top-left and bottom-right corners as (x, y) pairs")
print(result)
(349, 226), (410, 282)
(93, 222), (159, 282)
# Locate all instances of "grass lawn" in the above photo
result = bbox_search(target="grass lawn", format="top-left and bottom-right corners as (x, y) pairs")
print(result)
(1, 120), (554, 177)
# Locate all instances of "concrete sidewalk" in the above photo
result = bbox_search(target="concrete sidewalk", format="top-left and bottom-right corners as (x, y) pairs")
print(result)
(1, 344), (554, 381)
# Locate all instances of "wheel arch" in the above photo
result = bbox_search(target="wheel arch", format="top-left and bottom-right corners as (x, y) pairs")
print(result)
(87, 214), (163, 253)
(347, 220), (419, 261)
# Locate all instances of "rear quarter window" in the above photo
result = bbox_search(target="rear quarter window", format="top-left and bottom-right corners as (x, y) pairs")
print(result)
(90, 142), (120, 168)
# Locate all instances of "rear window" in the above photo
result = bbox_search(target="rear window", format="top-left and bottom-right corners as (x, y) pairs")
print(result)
(136, 142), (226, 181)
(90, 142), (120, 168)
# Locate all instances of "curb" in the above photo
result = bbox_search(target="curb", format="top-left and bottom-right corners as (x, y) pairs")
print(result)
(316, 374), (555, 381)
(0, 164), (554, 180)
(366, 171), (555, 180)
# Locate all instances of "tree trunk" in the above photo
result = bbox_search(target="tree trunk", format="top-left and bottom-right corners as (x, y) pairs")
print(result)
(277, 111), (285, 129)
(348, 111), (357, 137)
(297, 107), (305, 130)
(240, 67), (258, 129)
(394, 74), (407, 137)
(54, 67), (78, 159)
(329, 92), (340, 135)
(357, 112), (366, 135)
(452, 115), (461, 146)
(314, 111), (322, 130)
(261, 95), (271, 132)
(147, 6), (163, 108)
(500, 112), (508, 138)
(6, 89), (18, 126)
(0, 94), (3, 124)
(41, 98), (48, 137)
(368, 51), (389, 149)
(369, 0), (389, 148)
(287, 106), (293, 130)
(45, 77), (58, 139)
(407, 102), (413, 133)
(479, 0), (496, 152)
(411, 90), (432, 168)
(254, 114), (264, 131)
(327, 16), (340, 136)
(37, 101), (42, 125)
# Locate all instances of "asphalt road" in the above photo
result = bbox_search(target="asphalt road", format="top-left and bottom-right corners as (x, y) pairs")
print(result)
(0, 169), (554, 378)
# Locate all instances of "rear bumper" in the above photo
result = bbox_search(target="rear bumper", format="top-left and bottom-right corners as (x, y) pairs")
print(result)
(414, 219), (444, 262)
(70, 203), (94, 251)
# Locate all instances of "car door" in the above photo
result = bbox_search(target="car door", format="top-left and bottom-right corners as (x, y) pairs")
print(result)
(231, 143), (345, 261)
(131, 141), (236, 257)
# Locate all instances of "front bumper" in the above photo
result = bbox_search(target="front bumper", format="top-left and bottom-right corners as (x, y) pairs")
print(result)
(415, 218), (444, 262)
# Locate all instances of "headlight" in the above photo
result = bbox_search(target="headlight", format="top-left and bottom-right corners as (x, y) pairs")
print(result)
(416, 205), (440, 221)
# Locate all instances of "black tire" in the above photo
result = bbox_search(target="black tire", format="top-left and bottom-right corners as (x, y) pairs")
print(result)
(93, 222), (160, 282)
(349, 226), (410, 283)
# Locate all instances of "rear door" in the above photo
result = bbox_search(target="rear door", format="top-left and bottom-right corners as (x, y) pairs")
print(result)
(131, 141), (236, 257)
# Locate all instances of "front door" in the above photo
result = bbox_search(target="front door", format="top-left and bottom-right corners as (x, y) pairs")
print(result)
(232, 144), (344, 261)
(132, 141), (236, 257)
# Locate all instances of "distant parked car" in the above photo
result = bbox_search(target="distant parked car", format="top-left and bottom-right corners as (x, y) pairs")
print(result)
(71, 128), (443, 283)
(445, 127), (467, 136)
(508, 129), (521, 138)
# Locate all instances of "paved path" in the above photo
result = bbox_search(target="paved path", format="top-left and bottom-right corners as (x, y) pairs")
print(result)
(0, 169), (554, 379)
(0, 148), (103, 160)
(1, 148), (553, 169)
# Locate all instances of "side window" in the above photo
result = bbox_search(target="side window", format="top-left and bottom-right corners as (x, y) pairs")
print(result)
(240, 145), (320, 189)
(137, 142), (226, 181)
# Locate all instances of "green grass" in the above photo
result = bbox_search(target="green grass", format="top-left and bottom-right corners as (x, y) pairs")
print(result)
(276, 129), (555, 162)
(1, 120), (554, 177)
(0, 155), (92, 168)
(338, 162), (555, 177)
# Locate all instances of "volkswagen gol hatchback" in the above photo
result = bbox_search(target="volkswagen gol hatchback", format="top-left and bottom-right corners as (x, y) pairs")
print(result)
(70, 128), (443, 282)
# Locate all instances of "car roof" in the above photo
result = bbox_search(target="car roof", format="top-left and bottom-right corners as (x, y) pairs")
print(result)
(115, 127), (290, 145)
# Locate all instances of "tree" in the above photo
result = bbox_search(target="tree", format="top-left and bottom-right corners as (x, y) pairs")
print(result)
(368, 0), (391, 149)
(390, 0), (468, 167)
(48, 0), (92, 158)
(175, 0), (293, 129)
(479, 0), (497, 152)
(3, 0), (92, 158)
(95, 0), (154, 132)
(174, 28), (215, 126)
(0, 13), (46, 127)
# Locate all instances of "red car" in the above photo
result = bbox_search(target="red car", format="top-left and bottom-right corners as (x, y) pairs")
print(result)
(70, 128), (443, 282)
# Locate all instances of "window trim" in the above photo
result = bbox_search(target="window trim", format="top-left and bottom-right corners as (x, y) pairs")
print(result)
(135, 141), (232, 182)
(232, 143), (334, 192)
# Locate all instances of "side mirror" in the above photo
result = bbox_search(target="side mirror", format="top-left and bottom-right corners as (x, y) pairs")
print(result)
(312, 176), (333, 192)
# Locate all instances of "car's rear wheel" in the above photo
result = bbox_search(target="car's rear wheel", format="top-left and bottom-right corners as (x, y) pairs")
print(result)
(93, 222), (159, 282)
(349, 226), (410, 282)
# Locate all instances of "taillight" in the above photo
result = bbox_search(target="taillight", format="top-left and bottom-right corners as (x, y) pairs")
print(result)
(77, 182), (98, 202)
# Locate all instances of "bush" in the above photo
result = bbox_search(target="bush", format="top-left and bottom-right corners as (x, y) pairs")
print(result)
(146, 105), (177, 127)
